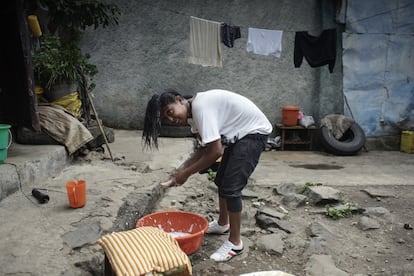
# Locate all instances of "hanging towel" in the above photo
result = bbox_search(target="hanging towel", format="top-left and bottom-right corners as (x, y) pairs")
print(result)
(294, 28), (337, 73)
(246, 28), (283, 58)
(221, 22), (241, 48)
(188, 16), (222, 67)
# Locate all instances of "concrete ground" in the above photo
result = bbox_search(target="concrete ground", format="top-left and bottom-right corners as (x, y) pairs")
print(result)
(0, 129), (413, 275)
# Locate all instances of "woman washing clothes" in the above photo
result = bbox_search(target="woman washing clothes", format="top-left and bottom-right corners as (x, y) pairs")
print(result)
(142, 89), (272, 262)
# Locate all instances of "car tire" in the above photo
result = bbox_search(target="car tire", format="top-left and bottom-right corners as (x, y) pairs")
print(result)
(159, 125), (194, 138)
(320, 122), (366, 156)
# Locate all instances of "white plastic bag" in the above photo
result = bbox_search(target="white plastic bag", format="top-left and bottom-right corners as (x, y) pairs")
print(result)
(299, 115), (315, 128)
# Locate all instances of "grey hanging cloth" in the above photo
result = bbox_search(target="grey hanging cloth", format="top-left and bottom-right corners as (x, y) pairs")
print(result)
(294, 28), (336, 73)
(221, 22), (241, 48)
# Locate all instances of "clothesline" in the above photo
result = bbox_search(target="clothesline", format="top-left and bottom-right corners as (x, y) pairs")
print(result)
(140, 2), (334, 34)
(188, 16), (337, 74)
(138, 3), (337, 73)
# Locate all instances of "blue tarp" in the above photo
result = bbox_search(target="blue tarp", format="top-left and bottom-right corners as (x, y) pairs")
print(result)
(342, 0), (414, 136)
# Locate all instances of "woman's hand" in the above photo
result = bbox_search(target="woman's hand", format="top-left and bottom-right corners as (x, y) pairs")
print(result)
(160, 169), (189, 188)
(161, 178), (176, 188)
(160, 177), (177, 187)
(173, 169), (190, 186)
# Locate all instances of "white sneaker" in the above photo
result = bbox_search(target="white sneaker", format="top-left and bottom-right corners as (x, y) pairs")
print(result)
(210, 239), (244, 262)
(205, 220), (230, 234)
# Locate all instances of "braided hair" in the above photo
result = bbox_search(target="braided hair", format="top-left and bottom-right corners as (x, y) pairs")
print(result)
(142, 89), (182, 150)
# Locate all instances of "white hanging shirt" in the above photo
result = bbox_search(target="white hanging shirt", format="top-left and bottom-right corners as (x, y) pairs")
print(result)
(246, 27), (283, 58)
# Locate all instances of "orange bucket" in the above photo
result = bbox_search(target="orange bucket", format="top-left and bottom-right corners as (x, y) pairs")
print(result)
(66, 180), (86, 208)
(282, 106), (300, 126)
(136, 211), (209, 255)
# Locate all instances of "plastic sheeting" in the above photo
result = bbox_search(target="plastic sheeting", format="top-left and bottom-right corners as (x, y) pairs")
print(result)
(342, 0), (414, 136)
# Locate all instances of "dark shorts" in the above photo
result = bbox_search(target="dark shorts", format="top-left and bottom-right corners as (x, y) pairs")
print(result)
(214, 134), (268, 201)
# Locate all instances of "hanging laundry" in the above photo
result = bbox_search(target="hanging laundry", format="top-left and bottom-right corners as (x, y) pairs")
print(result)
(246, 28), (283, 58)
(188, 16), (222, 67)
(294, 28), (337, 73)
(221, 22), (241, 48)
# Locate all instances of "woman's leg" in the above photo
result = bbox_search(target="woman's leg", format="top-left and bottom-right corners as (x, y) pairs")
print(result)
(210, 135), (267, 261)
(228, 210), (241, 245)
(217, 196), (229, 225)
(216, 196), (241, 245)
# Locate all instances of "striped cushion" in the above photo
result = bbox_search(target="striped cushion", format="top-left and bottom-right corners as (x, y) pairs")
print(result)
(97, 227), (192, 275)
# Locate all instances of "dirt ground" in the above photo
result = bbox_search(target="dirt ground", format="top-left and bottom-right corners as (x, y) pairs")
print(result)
(75, 132), (414, 276)
(2, 131), (413, 276)
(150, 171), (414, 276)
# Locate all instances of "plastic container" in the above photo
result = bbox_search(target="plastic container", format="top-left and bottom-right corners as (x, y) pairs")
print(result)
(35, 85), (44, 95)
(66, 180), (86, 208)
(400, 130), (414, 153)
(0, 124), (12, 164)
(282, 106), (300, 126)
(28, 15), (42, 38)
(136, 210), (209, 255)
(0, 149), (7, 164)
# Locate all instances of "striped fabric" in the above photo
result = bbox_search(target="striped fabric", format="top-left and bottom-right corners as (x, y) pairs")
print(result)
(97, 227), (192, 275)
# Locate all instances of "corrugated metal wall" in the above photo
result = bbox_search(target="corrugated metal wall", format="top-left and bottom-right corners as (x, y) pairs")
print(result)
(342, 0), (414, 138)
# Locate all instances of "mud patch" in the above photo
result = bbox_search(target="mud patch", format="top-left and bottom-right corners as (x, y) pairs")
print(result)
(289, 163), (344, 170)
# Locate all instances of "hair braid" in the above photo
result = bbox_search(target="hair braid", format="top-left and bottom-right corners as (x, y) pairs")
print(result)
(142, 89), (182, 150)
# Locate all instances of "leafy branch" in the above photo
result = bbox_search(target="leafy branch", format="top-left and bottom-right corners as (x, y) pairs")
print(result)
(40, 0), (120, 42)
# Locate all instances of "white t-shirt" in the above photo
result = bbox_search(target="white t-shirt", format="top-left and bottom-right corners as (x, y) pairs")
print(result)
(187, 89), (273, 146)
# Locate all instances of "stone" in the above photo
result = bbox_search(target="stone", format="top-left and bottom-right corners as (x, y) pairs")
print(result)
(358, 216), (380, 231)
(257, 233), (285, 255)
(306, 186), (341, 205)
(305, 254), (349, 276)
(62, 221), (101, 249)
(255, 213), (294, 234)
(258, 207), (287, 220)
(273, 182), (300, 196)
(361, 188), (394, 198)
(282, 193), (307, 209)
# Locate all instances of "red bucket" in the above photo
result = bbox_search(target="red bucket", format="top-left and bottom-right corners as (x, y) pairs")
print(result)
(282, 106), (300, 126)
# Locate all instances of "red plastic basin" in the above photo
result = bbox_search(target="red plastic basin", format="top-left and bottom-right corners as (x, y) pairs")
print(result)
(136, 210), (209, 255)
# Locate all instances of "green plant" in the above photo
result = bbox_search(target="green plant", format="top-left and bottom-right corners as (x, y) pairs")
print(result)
(32, 0), (120, 90)
(206, 169), (217, 182)
(338, 192), (346, 204)
(297, 181), (322, 194)
(325, 203), (354, 220)
(247, 178), (255, 189)
(39, 0), (120, 42)
(33, 35), (97, 90)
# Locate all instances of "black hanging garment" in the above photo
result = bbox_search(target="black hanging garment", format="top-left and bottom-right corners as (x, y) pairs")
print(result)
(221, 23), (241, 48)
(294, 28), (336, 73)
